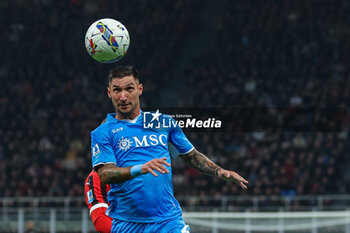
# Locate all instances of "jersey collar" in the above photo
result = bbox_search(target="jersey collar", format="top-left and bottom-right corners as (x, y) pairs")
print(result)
(106, 110), (144, 124)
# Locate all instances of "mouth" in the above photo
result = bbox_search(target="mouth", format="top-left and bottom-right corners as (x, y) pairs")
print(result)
(118, 103), (131, 109)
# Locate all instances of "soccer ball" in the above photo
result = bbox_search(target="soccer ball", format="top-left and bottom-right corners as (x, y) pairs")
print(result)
(85, 18), (130, 63)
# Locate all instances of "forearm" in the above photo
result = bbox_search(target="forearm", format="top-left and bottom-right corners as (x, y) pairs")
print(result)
(96, 158), (170, 184)
(180, 149), (249, 189)
(97, 164), (133, 184)
(180, 149), (222, 177)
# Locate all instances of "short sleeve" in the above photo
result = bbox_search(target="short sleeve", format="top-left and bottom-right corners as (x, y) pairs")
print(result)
(168, 118), (194, 156)
(91, 128), (116, 168)
(168, 142), (179, 158)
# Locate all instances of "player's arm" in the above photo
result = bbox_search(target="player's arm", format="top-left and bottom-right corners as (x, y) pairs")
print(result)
(84, 172), (112, 233)
(91, 207), (112, 233)
(180, 148), (248, 189)
(96, 157), (171, 184)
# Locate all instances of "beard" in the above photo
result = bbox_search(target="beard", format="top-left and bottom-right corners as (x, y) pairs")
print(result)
(116, 102), (137, 119)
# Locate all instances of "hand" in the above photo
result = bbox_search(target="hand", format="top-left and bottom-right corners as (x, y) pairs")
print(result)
(141, 157), (171, 177)
(218, 169), (249, 189)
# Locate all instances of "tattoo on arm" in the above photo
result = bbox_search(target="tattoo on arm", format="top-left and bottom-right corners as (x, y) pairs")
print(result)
(180, 149), (222, 177)
(96, 164), (133, 184)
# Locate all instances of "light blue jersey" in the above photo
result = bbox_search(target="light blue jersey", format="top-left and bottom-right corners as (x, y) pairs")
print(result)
(91, 111), (194, 223)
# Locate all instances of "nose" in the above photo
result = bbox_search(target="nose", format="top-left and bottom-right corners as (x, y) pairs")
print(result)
(120, 91), (128, 101)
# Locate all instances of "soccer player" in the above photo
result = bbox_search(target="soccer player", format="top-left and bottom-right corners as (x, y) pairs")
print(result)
(84, 170), (112, 233)
(91, 66), (248, 233)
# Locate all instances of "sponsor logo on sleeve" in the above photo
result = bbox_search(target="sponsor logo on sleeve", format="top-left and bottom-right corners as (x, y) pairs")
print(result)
(92, 144), (100, 157)
(87, 190), (94, 204)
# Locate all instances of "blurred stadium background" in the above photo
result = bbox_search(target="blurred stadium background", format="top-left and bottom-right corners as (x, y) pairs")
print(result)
(0, 0), (349, 232)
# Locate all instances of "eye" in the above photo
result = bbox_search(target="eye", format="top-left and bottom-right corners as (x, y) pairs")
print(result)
(127, 86), (134, 92)
(113, 88), (121, 93)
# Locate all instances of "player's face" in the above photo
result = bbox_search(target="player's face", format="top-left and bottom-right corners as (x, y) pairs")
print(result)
(107, 75), (143, 119)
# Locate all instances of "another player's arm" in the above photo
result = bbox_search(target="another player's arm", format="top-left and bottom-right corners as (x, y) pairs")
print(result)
(180, 149), (248, 189)
(96, 157), (171, 184)
(85, 172), (112, 233)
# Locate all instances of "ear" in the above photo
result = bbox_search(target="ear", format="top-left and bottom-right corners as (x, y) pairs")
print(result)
(107, 87), (111, 98)
(138, 84), (143, 96)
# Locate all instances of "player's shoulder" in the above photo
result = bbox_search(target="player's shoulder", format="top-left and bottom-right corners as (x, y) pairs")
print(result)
(91, 114), (117, 135)
(91, 123), (109, 139)
(92, 121), (110, 133)
(85, 170), (103, 188)
(87, 170), (95, 178)
(91, 170), (101, 180)
(84, 170), (94, 188)
(86, 169), (98, 179)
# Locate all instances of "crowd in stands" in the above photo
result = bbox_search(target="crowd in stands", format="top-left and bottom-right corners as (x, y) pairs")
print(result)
(177, 0), (350, 193)
(0, 0), (349, 209)
(180, 0), (349, 108)
(0, 0), (200, 197)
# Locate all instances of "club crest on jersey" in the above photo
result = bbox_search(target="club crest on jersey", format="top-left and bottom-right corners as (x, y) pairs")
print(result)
(92, 144), (100, 157)
(118, 137), (132, 151)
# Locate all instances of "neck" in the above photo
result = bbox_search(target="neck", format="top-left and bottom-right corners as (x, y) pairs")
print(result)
(116, 108), (141, 120)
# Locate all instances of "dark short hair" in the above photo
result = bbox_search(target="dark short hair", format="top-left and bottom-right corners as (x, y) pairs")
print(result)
(108, 66), (139, 84)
